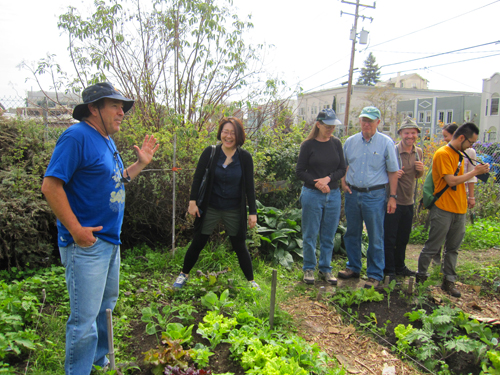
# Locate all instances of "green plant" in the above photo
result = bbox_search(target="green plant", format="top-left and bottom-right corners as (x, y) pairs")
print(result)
(141, 304), (176, 336)
(163, 323), (194, 346)
(196, 311), (238, 350)
(409, 225), (429, 244)
(0, 119), (59, 269)
(200, 290), (234, 312)
(174, 304), (198, 326)
(189, 343), (214, 369)
(482, 350), (500, 374)
(462, 218), (500, 250)
(383, 279), (397, 309)
(330, 287), (384, 308)
(255, 202), (303, 269)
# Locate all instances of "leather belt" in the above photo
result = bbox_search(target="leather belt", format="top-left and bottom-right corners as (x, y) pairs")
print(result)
(349, 184), (386, 192)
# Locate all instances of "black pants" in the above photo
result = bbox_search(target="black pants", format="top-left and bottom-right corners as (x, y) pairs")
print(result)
(384, 204), (413, 274)
(182, 233), (254, 281)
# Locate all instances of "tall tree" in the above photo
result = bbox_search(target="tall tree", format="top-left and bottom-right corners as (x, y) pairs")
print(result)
(54, 0), (266, 130)
(356, 52), (381, 86)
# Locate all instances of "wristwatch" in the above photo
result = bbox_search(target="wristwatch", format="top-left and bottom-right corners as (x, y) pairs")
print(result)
(389, 194), (397, 199)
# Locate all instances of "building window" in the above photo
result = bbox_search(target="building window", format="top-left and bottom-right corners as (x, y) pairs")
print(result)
(407, 111), (413, 118)
(486, 99), (489, 116)
(412, 83), (417, 88)
(491, 95), (499, 116)
(464, 110), (471, 122)
(425, 110), (431, 123)
(418, 111), (424, 123)
(400, 82), (404, 88)
(438, 110), (445, 123)
(446, 110), (453, 124)
(339, 103), (345, 113)
(298, 108), (305, 116)
(487, 126), (497, 142)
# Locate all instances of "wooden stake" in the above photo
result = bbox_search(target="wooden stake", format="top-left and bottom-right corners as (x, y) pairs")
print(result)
(269, 269), (277, 329)
(106, 309), (115, 370)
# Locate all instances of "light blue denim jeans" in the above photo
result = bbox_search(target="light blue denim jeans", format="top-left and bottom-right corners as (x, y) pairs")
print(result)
(300, 186), (341, 273)
(344, 188), (386, 281)
(59, 238), (120, 375)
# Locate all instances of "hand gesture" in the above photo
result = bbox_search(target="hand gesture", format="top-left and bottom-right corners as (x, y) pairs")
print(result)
(133, 134), (160, 166)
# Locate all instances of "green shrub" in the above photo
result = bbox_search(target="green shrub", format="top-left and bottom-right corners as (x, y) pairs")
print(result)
(0, 118), (60, 270)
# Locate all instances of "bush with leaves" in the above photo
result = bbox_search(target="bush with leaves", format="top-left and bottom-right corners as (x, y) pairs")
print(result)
(0, 117), (62, 270)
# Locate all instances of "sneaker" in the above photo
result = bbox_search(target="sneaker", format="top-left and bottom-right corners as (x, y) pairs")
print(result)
(396, 267), (416, 277)
(441, 278), (461, 298)
(319, 271), (338, 285)
(249, 280), (261, 291)
(173, 272), (189, 289)
(364, 277), (380, 289)
(303, 270), (315, 284)
(338, 268), (360, 279)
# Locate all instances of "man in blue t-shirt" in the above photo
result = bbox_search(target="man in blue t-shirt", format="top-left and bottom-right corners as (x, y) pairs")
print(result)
(42, 82), (159, 375)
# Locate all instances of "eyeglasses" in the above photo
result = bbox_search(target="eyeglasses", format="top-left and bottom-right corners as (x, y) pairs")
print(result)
(113, 151), (131, 183)
(321, 123), (335, 130)
(222, 130), (236, 136)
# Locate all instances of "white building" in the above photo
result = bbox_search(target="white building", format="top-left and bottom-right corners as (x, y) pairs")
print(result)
(479, 72), (500, 142)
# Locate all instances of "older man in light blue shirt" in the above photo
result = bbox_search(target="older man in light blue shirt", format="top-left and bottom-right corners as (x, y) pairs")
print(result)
(339, 106), (399, 289)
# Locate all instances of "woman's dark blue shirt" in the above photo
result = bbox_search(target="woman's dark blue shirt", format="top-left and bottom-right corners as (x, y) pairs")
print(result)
(209, 148), (242, 210)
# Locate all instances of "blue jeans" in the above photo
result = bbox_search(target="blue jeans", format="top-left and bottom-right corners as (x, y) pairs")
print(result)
(59, 238), (120, 375)
(344, 188), (386, 281)
(300, 186), (341, 273)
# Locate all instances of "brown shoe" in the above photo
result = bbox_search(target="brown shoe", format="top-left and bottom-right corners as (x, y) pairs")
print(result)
(338, 268), (360, 279)
(441, 278), (461, 298)
(364, 277), (380, 289)
(415, 273), (428, 284)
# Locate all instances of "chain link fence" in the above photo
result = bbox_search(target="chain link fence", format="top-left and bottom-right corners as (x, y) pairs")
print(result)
(0, 92), (79, 128)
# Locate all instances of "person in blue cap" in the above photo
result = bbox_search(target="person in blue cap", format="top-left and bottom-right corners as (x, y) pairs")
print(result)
(339, 106), (399, 289)
(42, 82), (159, 375)
(296, 108), (346, 285)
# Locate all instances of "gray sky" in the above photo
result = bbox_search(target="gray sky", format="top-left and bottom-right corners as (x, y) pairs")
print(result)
(2, 0), (499, 99)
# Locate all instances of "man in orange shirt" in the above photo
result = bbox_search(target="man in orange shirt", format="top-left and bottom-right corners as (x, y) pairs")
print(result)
(416, 123), (489, 297)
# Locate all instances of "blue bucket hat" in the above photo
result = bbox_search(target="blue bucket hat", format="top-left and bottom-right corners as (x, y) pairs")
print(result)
(317, 108), (342, 125)
(359, 106), (381, 120)
(72, 82), (135, 120)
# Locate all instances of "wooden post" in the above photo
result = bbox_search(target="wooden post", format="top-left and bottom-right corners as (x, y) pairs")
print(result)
(172, 133), (177, 253)
(384, 275), (391, 286)
(106, 309), (115, 370)
(269, 269), (278, 329)
(408, 276), (415, 294)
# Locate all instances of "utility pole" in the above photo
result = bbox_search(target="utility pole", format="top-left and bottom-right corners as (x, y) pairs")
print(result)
(341, 0), (375, 135)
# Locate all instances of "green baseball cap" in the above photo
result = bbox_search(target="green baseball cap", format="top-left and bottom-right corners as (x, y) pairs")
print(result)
(398, 117), (421, 134)
(359, 106), (381, 120)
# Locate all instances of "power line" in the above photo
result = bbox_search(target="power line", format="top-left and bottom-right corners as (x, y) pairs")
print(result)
(371, 49), (500, 55)
(380, 41), (500, 68)
(379, 52), (500, 78)
(361, 0), (500, 51)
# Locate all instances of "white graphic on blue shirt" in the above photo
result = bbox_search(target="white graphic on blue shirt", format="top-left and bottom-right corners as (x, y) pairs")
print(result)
(110, 161), (125, 212)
